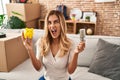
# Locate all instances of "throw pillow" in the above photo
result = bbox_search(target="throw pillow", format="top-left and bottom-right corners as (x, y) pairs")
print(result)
(88, 38), (120, 80)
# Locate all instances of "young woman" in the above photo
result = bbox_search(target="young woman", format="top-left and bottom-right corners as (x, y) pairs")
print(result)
(22, 10), (85, 80)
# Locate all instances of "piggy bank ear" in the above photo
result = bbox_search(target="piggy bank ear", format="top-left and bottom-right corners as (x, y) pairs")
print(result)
(26, 28), (28, 30)
(26, 28), (29, 32)
(24, 28), (28, 39)
(24, 28), (29, 33)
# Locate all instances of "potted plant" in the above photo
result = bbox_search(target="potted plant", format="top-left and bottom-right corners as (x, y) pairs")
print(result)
(6, 11), (26, 29)
(85, 16), (90, 22)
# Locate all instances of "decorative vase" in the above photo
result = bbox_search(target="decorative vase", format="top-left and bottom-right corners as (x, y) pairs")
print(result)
(87, 28), (93, 35)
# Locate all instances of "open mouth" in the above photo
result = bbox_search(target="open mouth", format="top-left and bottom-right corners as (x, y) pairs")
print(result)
(51, 29), (57, 34)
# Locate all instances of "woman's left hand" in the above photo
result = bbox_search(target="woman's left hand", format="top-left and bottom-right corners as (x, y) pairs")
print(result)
(74, 41), (85, 54)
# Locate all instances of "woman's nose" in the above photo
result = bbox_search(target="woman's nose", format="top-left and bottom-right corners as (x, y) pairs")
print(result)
(50, 22), (55, 27)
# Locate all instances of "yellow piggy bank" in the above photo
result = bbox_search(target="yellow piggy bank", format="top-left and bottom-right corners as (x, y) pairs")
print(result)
(24, 28), (34, 39)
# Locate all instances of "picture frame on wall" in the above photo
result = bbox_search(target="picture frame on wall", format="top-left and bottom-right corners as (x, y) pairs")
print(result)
(95, 0), (116, 2)
(82, 11), (97, 23)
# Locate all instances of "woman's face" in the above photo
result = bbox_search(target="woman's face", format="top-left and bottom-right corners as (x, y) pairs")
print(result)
(48, 14), (61, 39)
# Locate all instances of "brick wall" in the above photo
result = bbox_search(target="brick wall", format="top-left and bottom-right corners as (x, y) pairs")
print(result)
(39, 0), (120, 36)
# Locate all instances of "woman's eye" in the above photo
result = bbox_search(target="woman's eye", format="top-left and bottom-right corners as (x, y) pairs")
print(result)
(54, 20), (59, 24)
(48, 21), (51, 25)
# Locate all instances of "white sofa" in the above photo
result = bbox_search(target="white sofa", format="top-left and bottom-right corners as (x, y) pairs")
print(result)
(0, 29), (120, 80)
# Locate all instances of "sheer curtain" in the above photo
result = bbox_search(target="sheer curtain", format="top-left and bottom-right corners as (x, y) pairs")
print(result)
(0, 0), (10, 28)
(0, 0), (9, 14)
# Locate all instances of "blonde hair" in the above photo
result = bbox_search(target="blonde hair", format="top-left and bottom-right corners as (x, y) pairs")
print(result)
(39, 10), (71, 57)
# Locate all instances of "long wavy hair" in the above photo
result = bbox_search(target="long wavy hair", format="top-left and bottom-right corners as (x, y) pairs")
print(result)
(39, 10), (72, 57)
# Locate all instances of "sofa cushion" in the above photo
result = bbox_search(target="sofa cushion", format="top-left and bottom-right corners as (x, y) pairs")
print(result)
(32, 29), (45, 53)
(67, 34), (120, 67)
(67, 34), (99, 67)
(88, 38), (120, 80)
(71, 67), (111, 80)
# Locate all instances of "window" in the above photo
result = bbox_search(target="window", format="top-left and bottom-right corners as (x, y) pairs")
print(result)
(0, 0), (9, 14)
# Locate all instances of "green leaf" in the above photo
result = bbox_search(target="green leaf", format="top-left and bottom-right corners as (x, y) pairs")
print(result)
(0, 14), (5, 26)
(7, 16), (26, 29)
(12, 11), (23, 16)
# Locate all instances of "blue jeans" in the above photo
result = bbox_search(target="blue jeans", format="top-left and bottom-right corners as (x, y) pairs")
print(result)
(39, 76), (72, 80)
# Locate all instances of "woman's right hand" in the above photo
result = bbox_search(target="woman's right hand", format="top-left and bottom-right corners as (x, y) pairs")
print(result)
(21, 32), (42, 71)
(21, 31), (33, 51)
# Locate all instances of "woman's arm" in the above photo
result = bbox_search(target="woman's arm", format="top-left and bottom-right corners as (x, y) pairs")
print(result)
(21, 32), (42, 71)
(68, 42), (85, 74)
(28, 48), (42, 71)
